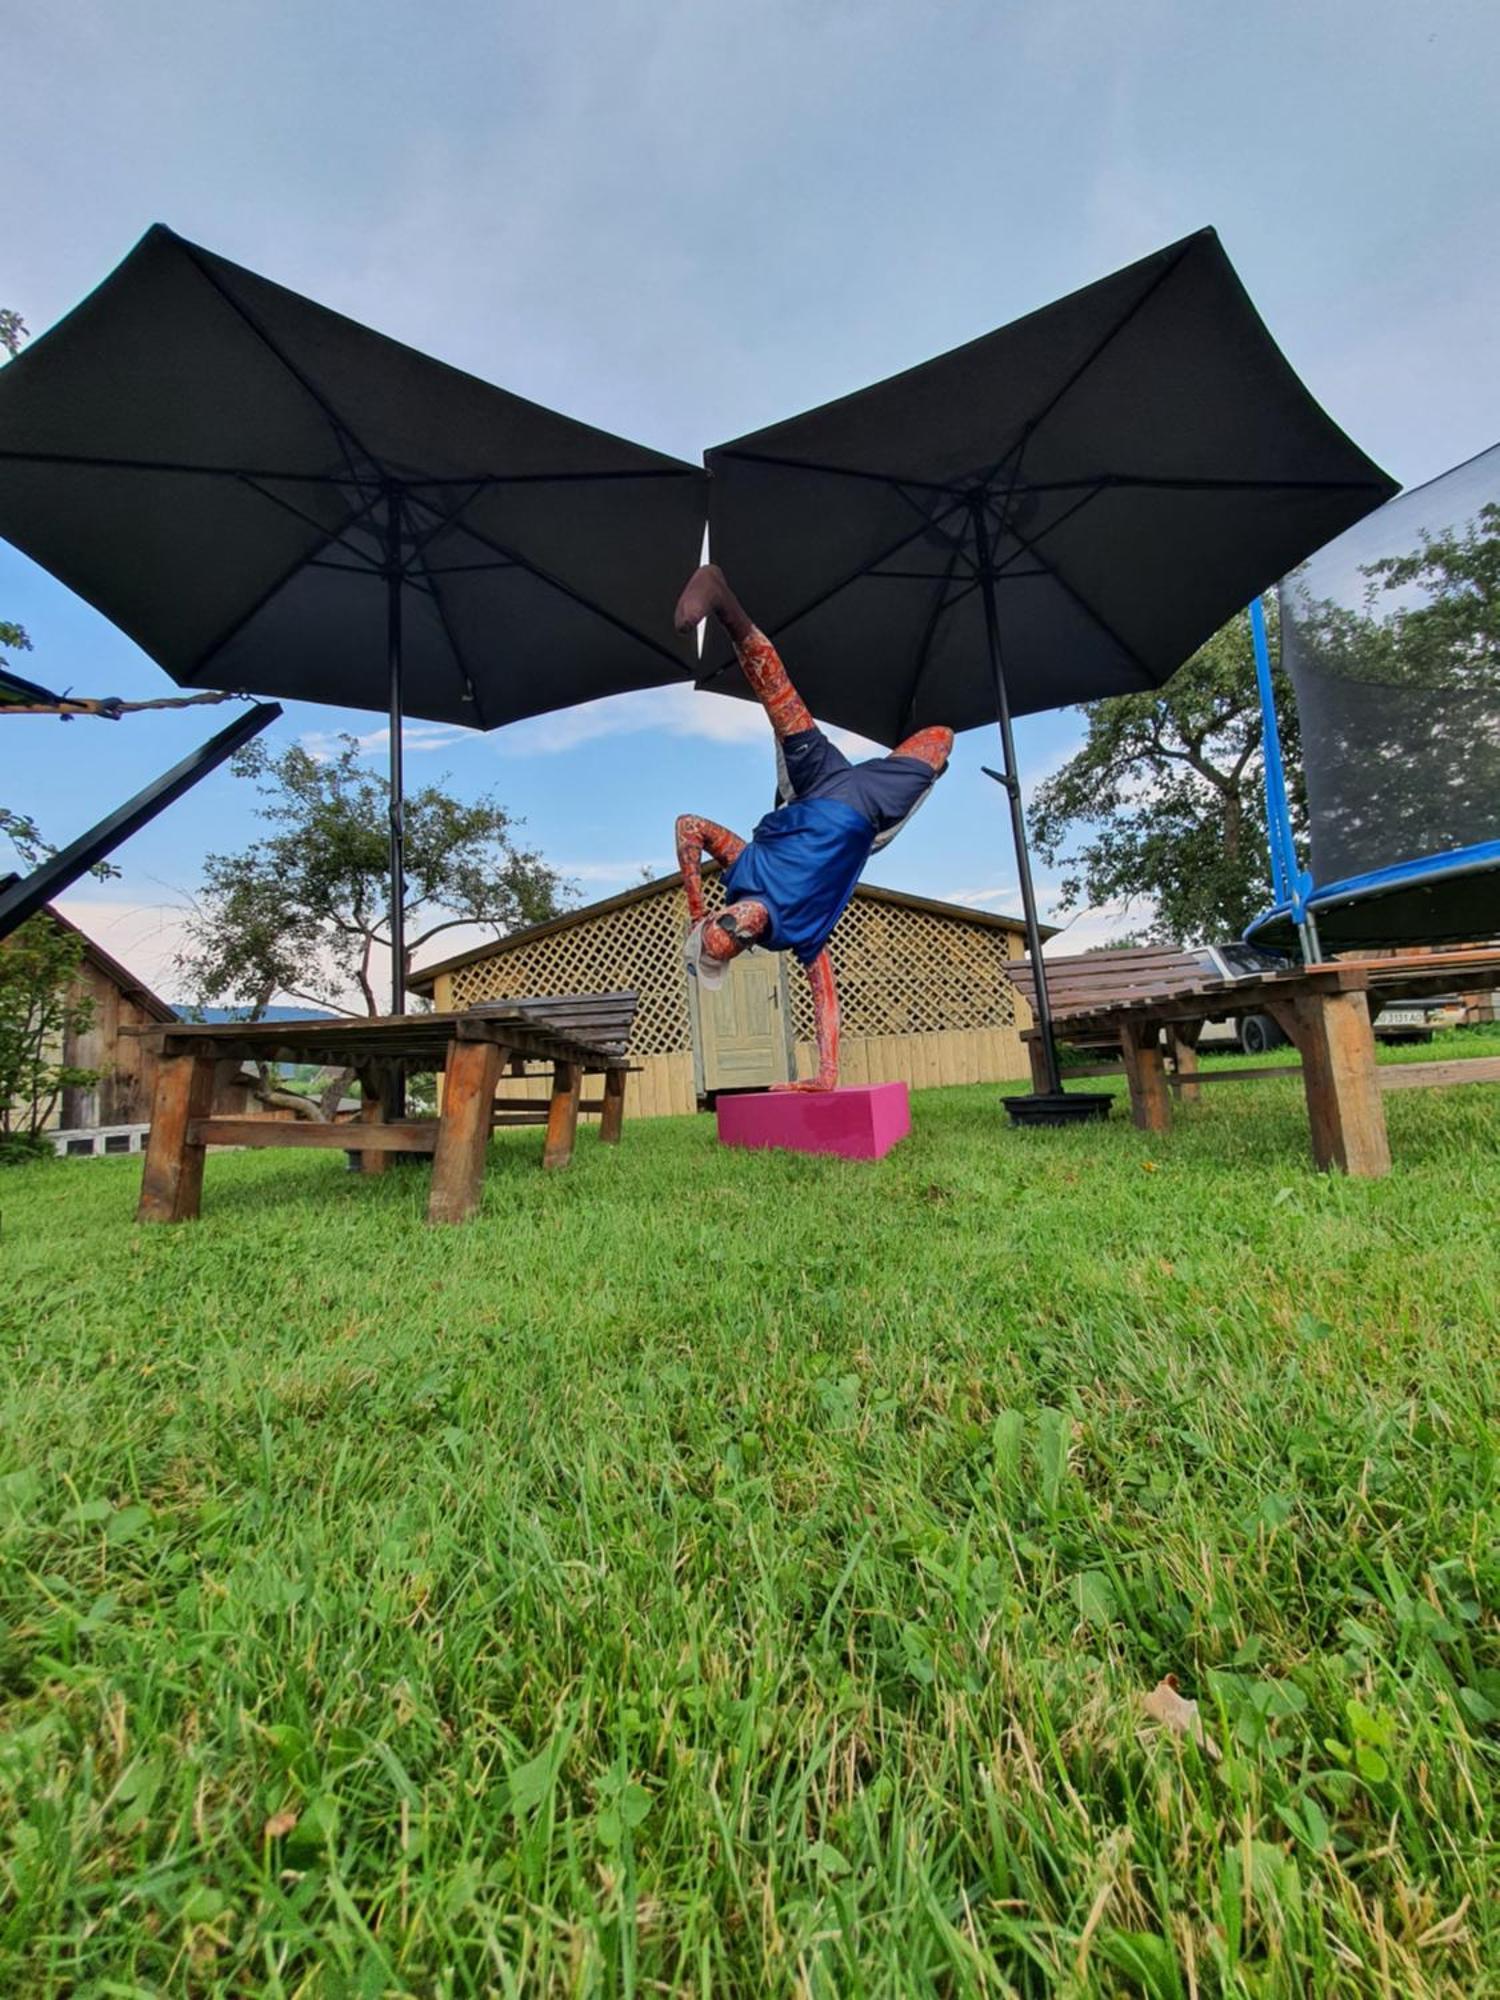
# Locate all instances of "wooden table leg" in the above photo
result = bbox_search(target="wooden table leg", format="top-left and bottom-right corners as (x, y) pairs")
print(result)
(1283, 989), (1391, 1177)
(355, 1064), (387, 1175)
(1171, 1023), (1203, 1105)
(543, 1060), (583, 1170)
(1119, 1022), (1172, 1133)
(599, 1065), (626, 1145)
(429, 1038), (503, 1224)
(1025, 1034), (1051, 1095)
(137, 1052), (216, 1222)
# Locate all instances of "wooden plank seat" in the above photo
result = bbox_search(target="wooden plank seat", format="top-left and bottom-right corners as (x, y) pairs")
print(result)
(1008, 947), (1500, 1177)
(134, 993), (639, 1225)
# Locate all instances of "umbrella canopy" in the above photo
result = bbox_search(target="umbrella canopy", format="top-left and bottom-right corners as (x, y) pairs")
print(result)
(701, 228), (1395, 744)
(0, 225), (705, 726)
(0, 224), (706, 1007)
(702, 228), (1395, 1113)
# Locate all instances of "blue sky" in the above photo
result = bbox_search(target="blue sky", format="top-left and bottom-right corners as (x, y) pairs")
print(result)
(5, 0), (1498, 998)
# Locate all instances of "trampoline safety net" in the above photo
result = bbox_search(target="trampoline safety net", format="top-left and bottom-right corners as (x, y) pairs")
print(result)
(1278, 442), (1500, 947)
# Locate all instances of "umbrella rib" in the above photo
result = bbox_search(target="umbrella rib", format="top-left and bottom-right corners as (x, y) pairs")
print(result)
(1013, 472), (1395, 497)
(706, 494), (971, 674)
(419, 513), (691, 675)
(987, 239), (1198, 477)
(984, 483), (1108, 581)
(412, 559), (519, 575)
(399, 480), (498, 571)
(1000, 512), (1157, 685)
(176, 238), (379, 488)
(185, 483), (393, 675)
(237, 475), (386, 569)
(0, 447), (370, 485)
(896, 539), (969, 736)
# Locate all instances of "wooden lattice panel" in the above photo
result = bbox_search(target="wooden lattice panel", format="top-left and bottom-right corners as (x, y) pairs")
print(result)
(446, 882), (719, 1056)
(443, 879), (1017, 1059)
(791, 894), (1018, 1042)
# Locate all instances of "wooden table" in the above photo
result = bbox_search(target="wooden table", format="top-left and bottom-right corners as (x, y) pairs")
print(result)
(135, 1009), (631, 1225)
(1014, 950), (1500, 1178)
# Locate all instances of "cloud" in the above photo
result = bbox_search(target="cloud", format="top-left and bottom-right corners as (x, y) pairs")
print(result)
(492, 684), (753, 754)
(944, 883), (1021, 909)
(54, 894), (196, 998)
(555, 857), (670, 884)
(487, 683), (891, 760)
(1041, 897), (1153, 955)
(300, 722), (479, 762)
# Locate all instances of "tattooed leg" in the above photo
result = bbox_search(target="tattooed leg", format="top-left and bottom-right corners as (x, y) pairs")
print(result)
(774, 950), (840, 1092)
(733, 626), (815, 741)
(892, 724), (955, 773)
(674, 564), (814, 741)
(675, 813), (746, 922)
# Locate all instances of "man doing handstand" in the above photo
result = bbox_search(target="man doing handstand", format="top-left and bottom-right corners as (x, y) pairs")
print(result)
(674, 564), (954, 1091)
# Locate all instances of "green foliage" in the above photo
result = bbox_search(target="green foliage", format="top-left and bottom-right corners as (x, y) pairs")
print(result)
(0, 623), (47, 869)
(2, 1046), (1499, 1989)
(1030, 602), (1302, 945)
(179, 736), (569, 1017)
(0, 307), (25, 360)
(0, 916), (98, 1153)
(1302, 502), (1500, 694)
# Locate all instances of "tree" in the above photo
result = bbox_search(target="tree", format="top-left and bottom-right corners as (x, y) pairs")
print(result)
(0, 916), (97, 1161)
(178, 737), (570, 1115)
(1286, 503), (1500, 877)
(1029, 603), (1301, 946)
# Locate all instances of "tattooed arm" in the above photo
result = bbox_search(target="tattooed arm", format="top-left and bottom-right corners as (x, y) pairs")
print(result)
(675, 813), (746, 921)
(775, 950), (840, 1092)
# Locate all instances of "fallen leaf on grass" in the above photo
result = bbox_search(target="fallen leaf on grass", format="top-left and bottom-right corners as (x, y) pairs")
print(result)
(263, 1809), (298, 1841)
(1141, 1675), (1221, 1760)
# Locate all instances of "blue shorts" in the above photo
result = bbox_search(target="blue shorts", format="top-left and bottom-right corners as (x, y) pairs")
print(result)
(781, 727), (938, 835)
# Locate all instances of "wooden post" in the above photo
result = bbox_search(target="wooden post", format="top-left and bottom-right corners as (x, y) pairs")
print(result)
(1288, 989), (1391, 1177)
(1119, 1022), (1172, 1133)
(428, 1037), (503, 1224)
(1025, 1033), (1051, 1095)
(356, 1064), (387, 1175)
(543, 1060), (583, 1170)
(137, 1051), (216, 1223)
(1171, 1023), (1203, 1106)
(599, 1065), (626, 1145)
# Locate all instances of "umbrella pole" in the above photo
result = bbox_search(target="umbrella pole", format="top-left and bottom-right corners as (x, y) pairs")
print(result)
(972, 511), (1064, 1098)
(385, 491), (409, 1123)
(386, 497), (406, 1019)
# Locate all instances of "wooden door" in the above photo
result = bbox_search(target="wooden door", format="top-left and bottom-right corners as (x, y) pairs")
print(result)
(692, 949), (793, 1094)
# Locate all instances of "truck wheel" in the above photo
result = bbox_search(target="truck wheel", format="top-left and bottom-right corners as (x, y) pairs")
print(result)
(1239, 1013), (1286, 1056)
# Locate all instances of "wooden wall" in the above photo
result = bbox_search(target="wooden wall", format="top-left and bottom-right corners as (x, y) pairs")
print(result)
(56, 963), (163, 1130)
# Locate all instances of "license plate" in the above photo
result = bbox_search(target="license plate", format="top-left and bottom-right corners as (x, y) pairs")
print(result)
(1378, 1009), (1426, 1027)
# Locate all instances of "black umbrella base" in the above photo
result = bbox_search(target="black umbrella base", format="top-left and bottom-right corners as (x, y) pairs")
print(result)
(1002, 1090), (1113, 1128)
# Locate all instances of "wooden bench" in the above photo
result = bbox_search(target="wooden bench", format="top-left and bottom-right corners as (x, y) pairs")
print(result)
(1010, 945), (1223, 1093)
(1009, 947), (1500, 1177)
(135, 995), (638, 1226)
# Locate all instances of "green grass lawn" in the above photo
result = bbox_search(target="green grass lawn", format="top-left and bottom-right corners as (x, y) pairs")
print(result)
(3, 1040), (1499, 1996)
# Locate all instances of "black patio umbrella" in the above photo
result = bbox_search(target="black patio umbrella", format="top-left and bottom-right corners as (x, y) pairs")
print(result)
(0, 225), (706, 1010)
(701, 228), (1396, 1115)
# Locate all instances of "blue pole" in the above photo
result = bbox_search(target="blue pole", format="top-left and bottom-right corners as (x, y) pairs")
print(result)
(1248, 595), (1320, 958)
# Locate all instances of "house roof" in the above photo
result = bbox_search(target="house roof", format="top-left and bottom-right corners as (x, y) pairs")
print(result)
(40, 901), (178, 1023)
(408, 869), (1050, 994)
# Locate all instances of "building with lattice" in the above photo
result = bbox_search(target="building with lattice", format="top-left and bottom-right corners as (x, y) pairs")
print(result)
(408, 872), (1039, 1118)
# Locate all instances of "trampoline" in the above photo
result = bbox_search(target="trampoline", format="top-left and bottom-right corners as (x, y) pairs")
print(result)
(1248, 442), (1500, 955)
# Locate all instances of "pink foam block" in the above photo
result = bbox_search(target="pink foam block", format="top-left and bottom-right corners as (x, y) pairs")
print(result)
(715, 1082), (912, 1161)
